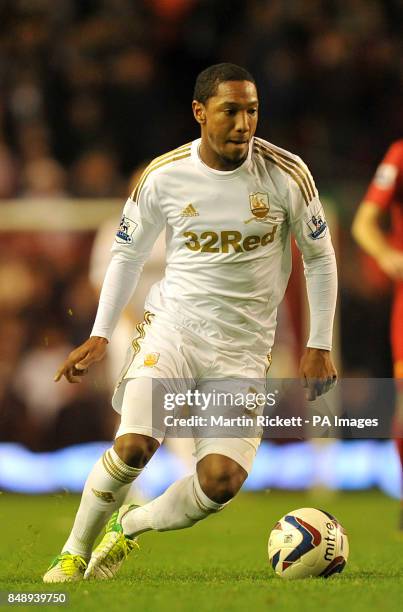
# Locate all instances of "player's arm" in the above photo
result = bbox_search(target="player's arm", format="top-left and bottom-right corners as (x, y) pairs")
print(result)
(288, 159), (338, 400)
(352, 201), (403, 279)
(55, 175), (165, 383)
(352, 142), (403, 280)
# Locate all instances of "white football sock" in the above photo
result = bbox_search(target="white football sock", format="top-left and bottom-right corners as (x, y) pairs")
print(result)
(121, 473), (226, 537)
(62, 447), (141, 559)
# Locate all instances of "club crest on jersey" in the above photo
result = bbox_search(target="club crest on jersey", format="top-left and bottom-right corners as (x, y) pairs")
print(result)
(116, 215), (137, 244)
(307, 208), (327, 240)
(245, 193), (277, 224)
(143, 352), (160, 367)
(249, 192), (270, 218)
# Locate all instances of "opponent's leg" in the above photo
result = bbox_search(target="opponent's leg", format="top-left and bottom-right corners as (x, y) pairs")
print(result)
(393, 384), (403, 529)
(391, 292), (403, 529)
(396, 438), (403, 530)
(84, 453), (247, 579)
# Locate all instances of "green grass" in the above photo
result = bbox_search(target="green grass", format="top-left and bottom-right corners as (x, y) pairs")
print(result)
(1, 490), (402, 611)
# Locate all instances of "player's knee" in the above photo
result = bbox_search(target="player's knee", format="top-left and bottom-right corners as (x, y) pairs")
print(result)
(114, 433), (159, 468)
(197, 454), (247, 504)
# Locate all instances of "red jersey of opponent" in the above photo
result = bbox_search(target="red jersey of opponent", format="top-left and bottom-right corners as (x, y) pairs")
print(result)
(364, 140), (403, 251)
(364, 140), (403, 370)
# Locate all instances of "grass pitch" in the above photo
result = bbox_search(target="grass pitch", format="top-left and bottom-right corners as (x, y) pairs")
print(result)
(1, 490), (402, 611)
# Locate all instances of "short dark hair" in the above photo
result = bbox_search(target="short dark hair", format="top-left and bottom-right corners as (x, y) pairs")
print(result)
(193, 63), (256, 104)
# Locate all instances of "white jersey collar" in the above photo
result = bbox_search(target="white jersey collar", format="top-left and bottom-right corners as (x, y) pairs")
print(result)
(191, 137), (253, 179)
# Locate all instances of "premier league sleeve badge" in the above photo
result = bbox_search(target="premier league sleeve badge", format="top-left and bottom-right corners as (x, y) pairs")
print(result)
(115, 215), (138, 244)
(306, 207), (327, 240)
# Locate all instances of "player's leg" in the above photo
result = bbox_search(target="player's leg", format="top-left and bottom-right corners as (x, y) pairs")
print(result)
(393, 365), (403, 467)
(43, 377), (163, 583)
(84, 337), (262, 578)
(119, 452), (247, 535)
(84, 438), (258, 579)
(61, 433), (159, 554)
(392, 368), (403, 529)
(390, 290), (403, 528)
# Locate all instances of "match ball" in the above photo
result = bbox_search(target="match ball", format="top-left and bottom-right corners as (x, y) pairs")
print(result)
(268, 507), (349, 579)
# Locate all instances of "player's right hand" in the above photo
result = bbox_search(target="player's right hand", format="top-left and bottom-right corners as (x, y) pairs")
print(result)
(378, 248), (403, 280)
(54, 336), (108, 383)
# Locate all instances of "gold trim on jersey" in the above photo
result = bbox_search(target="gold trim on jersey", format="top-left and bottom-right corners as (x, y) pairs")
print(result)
(254, 140), (315, 205)
(131, 143), (192, 202)
(150, 142), (192, 166)
(115, 310), (155, 389)
(265, 352), (272, 377)
(133, 150), (191, 202)
(256, 139), (316, 200)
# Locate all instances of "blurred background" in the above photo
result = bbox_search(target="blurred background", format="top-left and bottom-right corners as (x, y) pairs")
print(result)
(0, 0), (402, 498)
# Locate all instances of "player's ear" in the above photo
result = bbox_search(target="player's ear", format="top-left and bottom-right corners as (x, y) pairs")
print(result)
(192, 100), (206, 125)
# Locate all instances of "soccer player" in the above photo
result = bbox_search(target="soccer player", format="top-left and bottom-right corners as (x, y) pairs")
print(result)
(43, 63), (338, 582)
(352, 140), (403, 523)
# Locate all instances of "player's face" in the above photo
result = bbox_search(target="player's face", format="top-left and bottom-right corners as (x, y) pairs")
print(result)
(193, 80), (259, 171)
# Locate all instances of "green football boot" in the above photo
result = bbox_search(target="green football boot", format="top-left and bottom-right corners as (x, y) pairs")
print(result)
(84, 505), (139, 580)
(43, 552), (87, 583)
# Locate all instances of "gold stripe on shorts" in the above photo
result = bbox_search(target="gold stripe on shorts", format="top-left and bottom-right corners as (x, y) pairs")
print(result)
(115, 310), (155, 389)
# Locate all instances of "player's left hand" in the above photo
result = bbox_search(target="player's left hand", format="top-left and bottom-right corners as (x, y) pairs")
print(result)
(299, 348), (337, 401)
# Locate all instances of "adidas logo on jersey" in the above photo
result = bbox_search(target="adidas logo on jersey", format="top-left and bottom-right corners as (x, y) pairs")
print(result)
(181, 204), (199, 217)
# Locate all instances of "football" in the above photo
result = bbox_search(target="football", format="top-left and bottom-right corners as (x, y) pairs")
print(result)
(268, 507), (349, 579)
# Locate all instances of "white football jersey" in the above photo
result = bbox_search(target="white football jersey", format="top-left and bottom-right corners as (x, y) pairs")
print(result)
(101, 137), (335, 352)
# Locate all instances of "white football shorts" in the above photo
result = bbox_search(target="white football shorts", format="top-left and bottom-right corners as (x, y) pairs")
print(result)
(113, 311), (271, 473)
